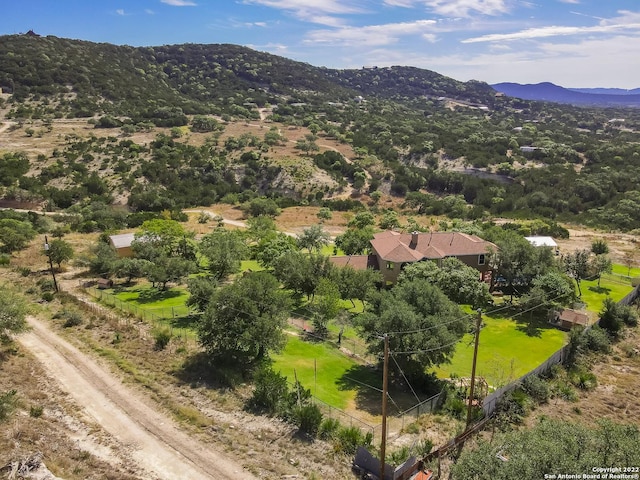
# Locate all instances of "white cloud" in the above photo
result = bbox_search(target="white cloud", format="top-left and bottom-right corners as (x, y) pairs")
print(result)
(559, 0), (580, 4)
(463, 21), (640, 43)
(241, 0), (363, 25)
(382, 0), (417, 7)
(423, 0), (510, 17)
(145, 9), (155, 15)
(116, 9), (126, 16)
(160, 0), (197, 6)
(409, 34), (640, 88)
(305, 19), (438, 46)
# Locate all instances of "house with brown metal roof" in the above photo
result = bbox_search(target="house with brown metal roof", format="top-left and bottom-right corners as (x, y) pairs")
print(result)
(329, 231), (496, 284)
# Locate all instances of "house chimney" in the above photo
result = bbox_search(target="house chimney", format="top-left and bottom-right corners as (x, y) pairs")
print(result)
(409, 231), (419, 249)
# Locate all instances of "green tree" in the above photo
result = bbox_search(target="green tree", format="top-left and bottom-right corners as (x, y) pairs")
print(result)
(352, 171), (366, 191)
(357, 279), (466, 383)
(297, 224), (330, 253)
(45, 238), (74, 269)
(263, 127), (285, 146)
(334, 226), (374, 255)
(0, 219), (36, 253)
(136, 218), (190, 256)
(347, 211), (375, 229)
(246, 215), (277, 240)
(378, 210), (400, 230)
(197, 272), (290, 365)
(88, 241), (118, 277)
(591, 254), (612, 287)
(487, 230), (540, 300)
(254, 232), (297, 269)
(199, 229), (248, 280)
(451, 419), (640, 480)
(295, 134), (319, 155)
(521, 270), (575, 312)
(113, 257), (152, 284)
(186, 276), (218, 313)
(399, 258), (491, 308)
(334, 266), (382, 308)
(0, 287), (27, 344)
(316, 207), (332, 223)
(246, 197), (281, 218)
(273, 252), (334, 299)
(563, 249), (591, 297)
(147, 256), (195, 290)
(190, 116), (221, 133)
(311, 278), (341, 336)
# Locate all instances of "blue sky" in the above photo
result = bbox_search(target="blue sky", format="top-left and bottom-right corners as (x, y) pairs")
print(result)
(2, 1), (640, 88)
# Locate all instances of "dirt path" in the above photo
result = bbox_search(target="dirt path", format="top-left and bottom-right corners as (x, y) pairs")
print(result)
(18, 316), (252, 480)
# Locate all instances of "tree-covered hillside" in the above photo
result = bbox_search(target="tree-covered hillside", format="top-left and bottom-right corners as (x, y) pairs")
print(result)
(1, 34), (640, 231)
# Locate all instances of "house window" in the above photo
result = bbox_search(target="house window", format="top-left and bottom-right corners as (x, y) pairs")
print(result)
(386, 262), (394, 270)
(478, 254), (486, 266)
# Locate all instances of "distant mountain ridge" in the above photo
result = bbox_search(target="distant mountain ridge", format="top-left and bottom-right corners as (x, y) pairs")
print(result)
(492, 82), (640, 107)
(569, 87), (640, 96)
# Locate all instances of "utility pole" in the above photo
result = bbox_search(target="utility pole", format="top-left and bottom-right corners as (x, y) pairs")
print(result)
(380, 334), (389, 480)
(43, 235), (59, 293)
(466, 309), (482, 428)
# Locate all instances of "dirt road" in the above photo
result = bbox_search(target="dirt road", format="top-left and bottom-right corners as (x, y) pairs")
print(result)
(18, 316), (252, 480)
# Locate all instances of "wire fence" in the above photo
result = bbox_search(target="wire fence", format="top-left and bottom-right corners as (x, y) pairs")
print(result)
(482, 282), (640, 417)
(82, 285), (198, 347)
(287, 317), (376, 363)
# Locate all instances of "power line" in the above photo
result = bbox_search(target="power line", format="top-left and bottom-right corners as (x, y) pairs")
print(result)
(391, 336), (462, 356)
(390, 352), (421, 404)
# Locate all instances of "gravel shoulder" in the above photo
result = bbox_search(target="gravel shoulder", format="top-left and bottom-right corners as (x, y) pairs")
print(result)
(18, 316), (252, 480)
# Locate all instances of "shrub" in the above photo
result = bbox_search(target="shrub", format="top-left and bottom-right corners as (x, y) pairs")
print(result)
(29, 405), (44, 418)
(0, 254), (10, 266)
(63, 311), (83, 328)
(319, 417), (340, 440)
(442, 391), (466, 420)
(522, 375), (550, 404)
(294, 404), (323, 437)
(619, 305), (638, 327)
(403, 422), (420, 434)
(41, 291), (55, 302)
(153, 327), (172, 350)
(584, 326), (611, 353)
(247, 366), (288, 415)
(570, 369), (598, 391)
(389, 446), (411, 465)
(553, 381), (578, 402)
(334, 426), (373, 455)
(496, 389), (531, 424)
(0, 390), (18, 421)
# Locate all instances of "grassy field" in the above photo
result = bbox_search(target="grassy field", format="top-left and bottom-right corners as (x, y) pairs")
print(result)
(433, 274), (635, 388)
(271, 334), (367, 409)
(579, 273), (635, 313)
(110, 285), (191, 317)
(433, 312), (567, 388)
(611, 263), (640, 278)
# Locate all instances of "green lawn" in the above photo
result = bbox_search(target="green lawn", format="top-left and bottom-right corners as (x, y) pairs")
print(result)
(433, 312), (567, 388)
(271, 334), (367, 409)
(111, 285), (191, 317)
(578, 273), (635, 314)
(611, 263), (640, 279)
(433, 275), (635, 388)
